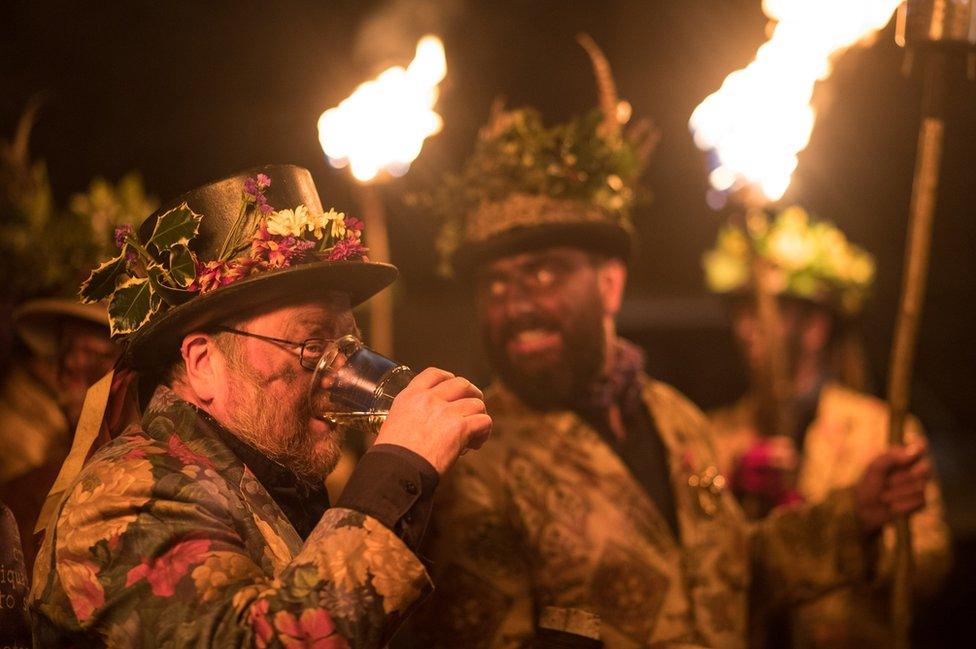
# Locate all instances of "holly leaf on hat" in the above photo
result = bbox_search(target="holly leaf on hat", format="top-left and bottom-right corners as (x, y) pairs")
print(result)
(108, 276), (161, 336)
(147, 265), (195, 307)
(79, 252), (128, 303)
(166, 244), (197, 288)
(147, 202), (202, 253)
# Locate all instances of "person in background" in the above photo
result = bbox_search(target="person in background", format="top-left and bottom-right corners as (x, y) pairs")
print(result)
(401, 39), (933, 649)
(0, 299), (119, 569)
(704, 206), (951, 648)
(0, 104), (156, 568)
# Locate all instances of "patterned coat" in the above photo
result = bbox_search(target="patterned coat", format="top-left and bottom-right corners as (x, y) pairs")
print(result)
(409, 376), (872, 649)
(29, 387), (431, 648)
(709, 383), (952, 648)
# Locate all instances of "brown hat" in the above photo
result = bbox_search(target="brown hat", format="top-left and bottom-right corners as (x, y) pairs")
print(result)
(12, 298), (110, 358)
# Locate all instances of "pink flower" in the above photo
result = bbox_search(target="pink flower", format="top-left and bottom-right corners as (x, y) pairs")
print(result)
(254, 233), (315, 270)
(114, 224), (135, 249)
(221, 257), (260, 285)
(343, 216), (364, 239)
(244, 173), (272, 200)
(274, 608), (349, 649)
(125, 537), (212, 597)
(326, 238), (368, 262)
(190, 260), (227, 294)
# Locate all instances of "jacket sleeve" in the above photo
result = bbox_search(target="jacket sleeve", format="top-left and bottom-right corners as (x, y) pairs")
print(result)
(396, 455), (536, 649)
(748, 414), (953, 607)
(747, 485), (875, 606)
(29, 438), (431, 648)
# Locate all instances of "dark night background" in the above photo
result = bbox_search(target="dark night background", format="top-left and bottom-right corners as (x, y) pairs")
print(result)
(3, 0), (975, 642)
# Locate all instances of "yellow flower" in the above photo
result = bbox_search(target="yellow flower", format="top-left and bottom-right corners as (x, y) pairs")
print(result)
(267, 205), (310, 237)
(767, 225), (816, 272)
(703, 250), (748, 293)
(307, 208), (346, 241)
(849, 253), (875, 285)
(718, 227), (749, 256)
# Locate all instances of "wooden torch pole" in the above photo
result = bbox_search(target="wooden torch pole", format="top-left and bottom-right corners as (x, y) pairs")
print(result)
(886, 51), (948, 649)
(356, 182), (394, 357)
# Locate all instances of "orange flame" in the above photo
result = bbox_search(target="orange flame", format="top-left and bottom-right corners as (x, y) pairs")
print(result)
(318, 35), (447, 183)
(690, 0), (903, 203)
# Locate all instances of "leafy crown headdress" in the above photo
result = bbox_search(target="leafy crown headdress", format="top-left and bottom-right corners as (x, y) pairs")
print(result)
(703, 205), (876, 315)
(430, 34), (659, 276)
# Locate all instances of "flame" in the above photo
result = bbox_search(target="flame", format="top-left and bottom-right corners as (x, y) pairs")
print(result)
(318, 35), (447, 183)
(689, 0), (903, 203)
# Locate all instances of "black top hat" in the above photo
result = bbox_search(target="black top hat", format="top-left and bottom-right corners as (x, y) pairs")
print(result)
(81, 164), (396, 370)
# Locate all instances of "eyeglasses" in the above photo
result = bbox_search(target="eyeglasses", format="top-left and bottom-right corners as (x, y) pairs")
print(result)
(212, 326), (330, 371)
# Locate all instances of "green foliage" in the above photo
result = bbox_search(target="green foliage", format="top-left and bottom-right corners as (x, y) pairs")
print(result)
(108, 277), (161, 337)
(427, 106), (644, 222)
(79, 253), (128, 303)
(166, 244), (197, 288)
(80, 203), (202, 334)
(147, 203), (202, 252)
(0, 167), (157, 305)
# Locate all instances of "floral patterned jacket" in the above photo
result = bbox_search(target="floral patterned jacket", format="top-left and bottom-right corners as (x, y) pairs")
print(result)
(29, 387), (431, 648)
(710, 383), (952, 648)
(406, 377), (872, 649)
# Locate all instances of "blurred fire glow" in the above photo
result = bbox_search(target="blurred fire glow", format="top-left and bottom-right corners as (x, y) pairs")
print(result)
(318, 35), (447, 183)
(689, 0), (903, 203)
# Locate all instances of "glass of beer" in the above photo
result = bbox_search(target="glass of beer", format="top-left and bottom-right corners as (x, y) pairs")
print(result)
(308, 335), (415, 435)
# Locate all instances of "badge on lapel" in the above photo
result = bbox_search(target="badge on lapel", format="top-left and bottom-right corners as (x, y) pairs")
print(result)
(687, 465), (727, 518)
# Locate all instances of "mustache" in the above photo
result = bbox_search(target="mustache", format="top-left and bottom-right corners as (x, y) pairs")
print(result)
(498, 315), (563, 343)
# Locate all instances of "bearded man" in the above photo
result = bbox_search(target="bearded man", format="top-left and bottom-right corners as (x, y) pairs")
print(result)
(403, 40), (934, 649)
(29, 166), (491, 647)
(704, 207), (950, 648)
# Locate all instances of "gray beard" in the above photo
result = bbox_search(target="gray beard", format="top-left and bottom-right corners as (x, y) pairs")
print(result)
(225, 372), (343, 484)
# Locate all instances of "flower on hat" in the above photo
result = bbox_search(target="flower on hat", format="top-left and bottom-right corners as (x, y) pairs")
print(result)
(703, 205), (875, 315)
(307, 208), (346, 241)
(266, 205), (309, 238)
(80, 173), (370, 337)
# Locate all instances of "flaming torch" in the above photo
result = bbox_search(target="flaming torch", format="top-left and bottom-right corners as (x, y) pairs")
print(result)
(691, 1), (974, 644)
(690, 0), (905, 204)
(885, 2), (975, 646)
(317, 35), (447, 355)
(690, 0), (905, 450)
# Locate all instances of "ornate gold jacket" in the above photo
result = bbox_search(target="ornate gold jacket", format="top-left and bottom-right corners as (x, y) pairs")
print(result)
(29, 387), (431, 647)
(409, 376), (872, 648)
(709, 383), (952, 648)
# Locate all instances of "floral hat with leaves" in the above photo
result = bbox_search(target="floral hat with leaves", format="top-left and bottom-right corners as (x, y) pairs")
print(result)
(80, 165), (396, 369)
(703, 205), (876, 315)
(428, 35), (658, 277)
